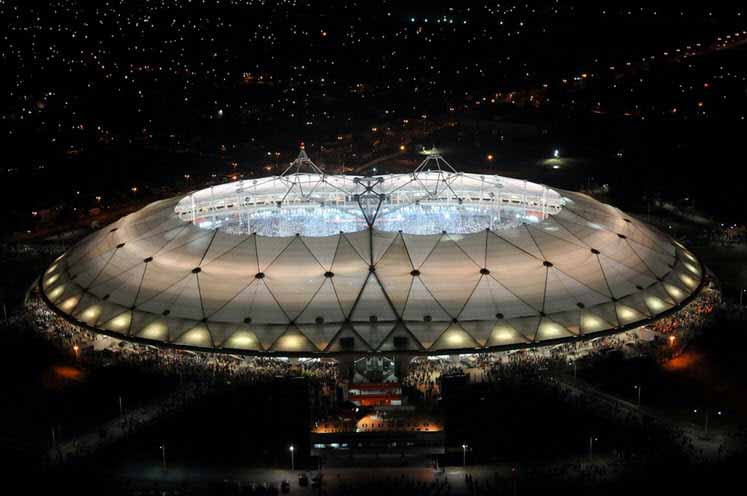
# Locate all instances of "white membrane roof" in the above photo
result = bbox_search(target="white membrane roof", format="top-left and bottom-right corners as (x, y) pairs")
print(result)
(41, 155), (703, 355)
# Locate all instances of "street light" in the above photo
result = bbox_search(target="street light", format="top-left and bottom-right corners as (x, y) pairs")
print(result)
(692, 409), (723, 436)
(633, 385), (641, 407)
(160, 442), (167, 470)
(462, 444), (469, 466)
(588, 436), (598, 460)
(289, 444), (295, 471)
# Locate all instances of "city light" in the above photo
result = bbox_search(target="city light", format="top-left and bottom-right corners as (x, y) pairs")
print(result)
(4, 4), (742, 490)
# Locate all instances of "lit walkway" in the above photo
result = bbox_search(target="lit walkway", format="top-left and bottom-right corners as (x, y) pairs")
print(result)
(45, 382), (208, 465)
(551, 374), (734, 461)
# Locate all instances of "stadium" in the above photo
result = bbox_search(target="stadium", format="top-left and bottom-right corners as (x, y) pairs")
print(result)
(37, 148), (705, 356)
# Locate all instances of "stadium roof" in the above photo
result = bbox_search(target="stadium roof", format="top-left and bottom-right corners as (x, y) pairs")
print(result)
(40, 151), (704, 355)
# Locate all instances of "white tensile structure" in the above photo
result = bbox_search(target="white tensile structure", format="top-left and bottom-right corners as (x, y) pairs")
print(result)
(41, 149), (704, 355)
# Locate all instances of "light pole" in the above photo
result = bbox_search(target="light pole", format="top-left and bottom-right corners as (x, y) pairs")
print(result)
(588, 436), (598, 460)
(160, 442), (167, 470)
(634, 385), (641, 407)
(462, 444), (468, 467)
(693, 409), (723, 436)
(289, 444), (295, 471)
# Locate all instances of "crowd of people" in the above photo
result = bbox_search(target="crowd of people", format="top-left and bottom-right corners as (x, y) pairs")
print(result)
(403, 335), (631, 397)
(21, 275), (721, 396)
(216, 205), (367, 237)
(374, 202), (538, 235)
(403, 282), (722, 393)
(14, 262), (737, 492)
(403, 358), (463, 394)
(649, 284), (720, 336)
(196, 194), (547, 238)
(22, 289), (339, 387)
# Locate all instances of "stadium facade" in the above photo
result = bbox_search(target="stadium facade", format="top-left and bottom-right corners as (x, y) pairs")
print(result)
(39, 149), (704, 355)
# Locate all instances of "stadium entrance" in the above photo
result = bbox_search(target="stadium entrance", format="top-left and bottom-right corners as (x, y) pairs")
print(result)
(312, 356), (445, 467)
